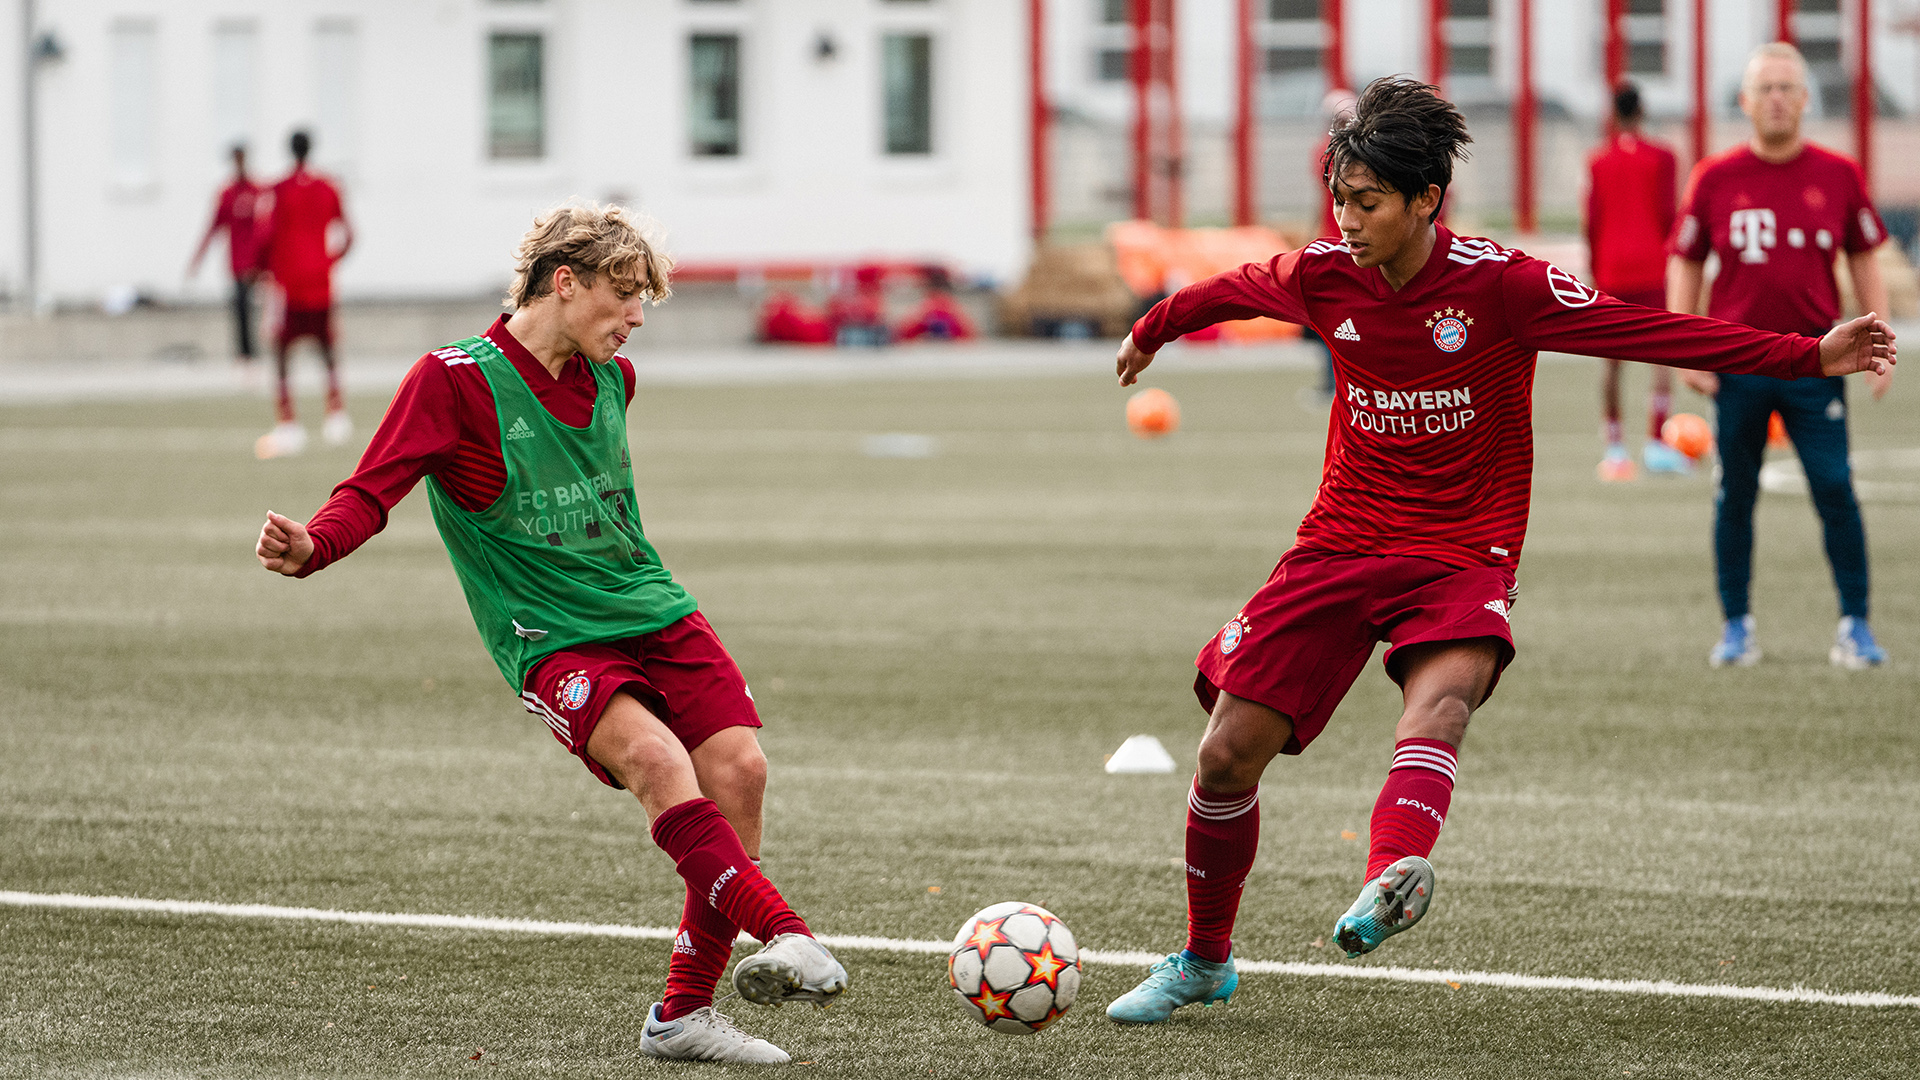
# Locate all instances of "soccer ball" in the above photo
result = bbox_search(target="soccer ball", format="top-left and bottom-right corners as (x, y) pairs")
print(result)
(947, 902), (1082, 1034)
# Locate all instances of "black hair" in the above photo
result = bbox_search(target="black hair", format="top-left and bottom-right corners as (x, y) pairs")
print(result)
(290, 129), (312, 162)
(1612, 81), (1644, 124)
(1322, 77), (1472, 224)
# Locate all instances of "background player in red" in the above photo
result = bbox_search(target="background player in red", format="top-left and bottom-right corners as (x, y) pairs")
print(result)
(1102, 78), (1894, 1025)
(187, 144), (267, 371)
(252, 204), (847, 1063)
(257, 129), (354, 459)
(1668, 43), (1893, 671)
(1585, 82), (1684, 480)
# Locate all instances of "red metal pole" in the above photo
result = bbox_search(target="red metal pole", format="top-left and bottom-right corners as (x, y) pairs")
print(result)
(1515, 0), (1535, 233)
(1029, 0), (1049, 242)
(1854, 0), (1872, 198)
(1324, 0), (1347, 93)
(1131, 0), (1151, 221)
(1428, 0), (1448, 89)
(1604, 0), (1624, 136)
(1165, 0), (1184, 228)
(1233, 0), (1254, 226)
(1691, 0), (1708, 166)
(1777, 0), (1795, 43)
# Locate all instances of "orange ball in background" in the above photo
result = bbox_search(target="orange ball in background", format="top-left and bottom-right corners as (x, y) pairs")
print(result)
(1661, 412), (1712, 459)
(1126, 387), (1180, 438)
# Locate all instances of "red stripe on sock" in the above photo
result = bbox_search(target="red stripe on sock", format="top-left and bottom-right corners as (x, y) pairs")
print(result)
(1366, 738), (1457, 881)
(650, 798), (810, 944)
(1183, 781), (1258, 964)
(659, 885), (738, 1022)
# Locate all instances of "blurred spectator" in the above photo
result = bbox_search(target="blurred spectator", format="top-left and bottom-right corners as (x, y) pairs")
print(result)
(894, 266), (976, 342)
(828, 264), (890, 347)
(758, 291), (834, 344)
(187, 144), (267, 366)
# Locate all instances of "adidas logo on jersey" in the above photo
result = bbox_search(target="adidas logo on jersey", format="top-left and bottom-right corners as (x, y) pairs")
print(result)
(1333, 318), (1361, 341)
(505, 416), (536, 441)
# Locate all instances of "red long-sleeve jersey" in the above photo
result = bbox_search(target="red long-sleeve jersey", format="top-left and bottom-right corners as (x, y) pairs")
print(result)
(298, 316), (636, 577)
(1131, 226), (1821, 570)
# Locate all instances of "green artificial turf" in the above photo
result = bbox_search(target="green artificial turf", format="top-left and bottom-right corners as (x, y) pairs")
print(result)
(1, 354), (1915, 1078)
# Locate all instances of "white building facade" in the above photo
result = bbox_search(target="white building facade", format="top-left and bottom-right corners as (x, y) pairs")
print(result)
(5, 0), (1029, 309)
(3, 0), (1913, 309)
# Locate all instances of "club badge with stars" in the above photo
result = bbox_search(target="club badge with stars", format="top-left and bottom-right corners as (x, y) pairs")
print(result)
(1428, 307), (1471, 353)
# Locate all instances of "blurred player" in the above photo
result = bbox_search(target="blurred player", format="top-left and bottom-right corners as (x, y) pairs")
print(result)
(1104, 77), (1894, 1024)
(1585, 82), (1683, 479)
(254, 204), (847, 1063)
(256, 130), (354, 458)
(1668, 43), (1893, 670)
(187, 144), (267, 369)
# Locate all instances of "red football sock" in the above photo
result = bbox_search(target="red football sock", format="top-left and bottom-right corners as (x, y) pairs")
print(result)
(1365, 739), (1458, 881)
(1649, 392), (1672, 441)
(1182, 781), (1260, 964)
(275, 385), (295, 424)
(659, 883), (738, 1021)
(650, 798), (809, 945)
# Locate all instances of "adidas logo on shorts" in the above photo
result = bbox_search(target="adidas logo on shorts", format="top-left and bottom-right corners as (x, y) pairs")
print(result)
(1334, 318), (1361, 341)
(505, 416), (536, 441)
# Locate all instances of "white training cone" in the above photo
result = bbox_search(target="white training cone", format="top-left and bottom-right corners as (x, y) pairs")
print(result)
(1104, 734), (1176, 774)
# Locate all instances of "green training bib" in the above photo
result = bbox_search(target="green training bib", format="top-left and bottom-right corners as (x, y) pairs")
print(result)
(425, 334), (696, 688)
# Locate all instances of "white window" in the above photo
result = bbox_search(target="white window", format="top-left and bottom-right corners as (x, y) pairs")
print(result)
(882, 33), (933, 155)
(213, 22), (257, 154)
(314, 21), (359, 167)
(689, 33), (742, 156)
(489, 32), (546, 159)
(110, 20), (158, 186)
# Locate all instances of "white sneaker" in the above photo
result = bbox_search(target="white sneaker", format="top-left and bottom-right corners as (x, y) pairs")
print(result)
(254, 422), (308, 460)
(639, 1003), (790, 1064)
(732, 933), (848, 1007)
(322, 409), (354, 447)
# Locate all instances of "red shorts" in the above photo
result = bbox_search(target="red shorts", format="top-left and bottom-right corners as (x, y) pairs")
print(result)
(520, 611), (762, 789)
(277, 307), (334, 347)
(1194, 547), (1517, 755)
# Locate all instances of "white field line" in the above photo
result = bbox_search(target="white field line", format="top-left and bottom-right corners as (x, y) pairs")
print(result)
(4, 890), (1915, 1010)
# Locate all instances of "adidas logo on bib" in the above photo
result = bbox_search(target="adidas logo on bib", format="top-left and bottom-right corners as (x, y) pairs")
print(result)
(1333, 318), (1361, 341)
(505, 416), (535, 441)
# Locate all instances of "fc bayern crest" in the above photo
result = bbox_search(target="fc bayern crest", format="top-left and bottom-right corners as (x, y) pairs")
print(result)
(559, 674), (593, 710)
(1432, 317), (1468, 353)
(1220, 616), (1248, 655)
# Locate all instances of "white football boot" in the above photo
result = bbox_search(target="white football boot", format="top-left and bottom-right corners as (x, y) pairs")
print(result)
(638, 1003), (790, 1064)
(731, 933), (849, 1007)
(254, 422), (308, 460)
(322, 409), (354, 447)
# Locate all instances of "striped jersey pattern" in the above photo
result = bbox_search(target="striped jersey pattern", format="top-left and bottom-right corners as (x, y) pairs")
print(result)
(1130, 225), (1821, 571)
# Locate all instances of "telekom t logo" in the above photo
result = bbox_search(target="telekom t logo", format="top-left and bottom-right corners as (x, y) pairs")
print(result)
(1730, 208), (1776, 263)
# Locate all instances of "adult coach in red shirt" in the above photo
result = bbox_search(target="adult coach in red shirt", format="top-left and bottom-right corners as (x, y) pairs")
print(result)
(253, 204), (847, 1063)
(1103, 78), (1893, 1024)
(1585, 82), (1684, 479)
(258, 129), (354, 459)
(1669, 42), (1892, 671)
(187, 144), (267, 366)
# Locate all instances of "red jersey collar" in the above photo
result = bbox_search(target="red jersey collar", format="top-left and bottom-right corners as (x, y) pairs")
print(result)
(1363, 222), (1455, 301)
(485, 314), (591, 388)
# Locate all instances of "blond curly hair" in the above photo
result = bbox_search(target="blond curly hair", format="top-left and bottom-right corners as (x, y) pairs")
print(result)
(508, 202), (673, 309)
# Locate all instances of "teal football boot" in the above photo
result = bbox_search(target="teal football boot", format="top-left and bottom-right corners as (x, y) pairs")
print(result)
(1106, 952), (1238, 1024)
(1333, 855), (1436, 958)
